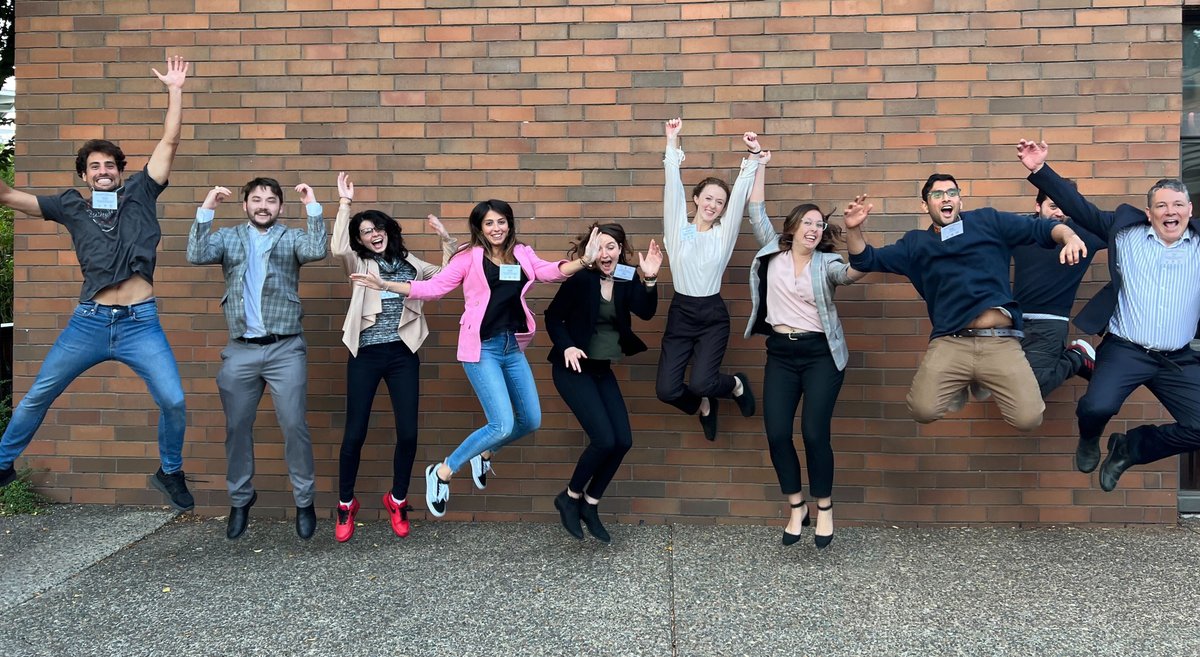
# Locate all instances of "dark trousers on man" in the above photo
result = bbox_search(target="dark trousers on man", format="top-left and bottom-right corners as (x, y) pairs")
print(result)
(1077, 335), (1200, 466)
(1020, 318), (1081, 399)
(655, 293), (736, 415)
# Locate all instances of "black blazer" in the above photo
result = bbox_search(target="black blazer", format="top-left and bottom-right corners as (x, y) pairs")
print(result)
(1028, 163), (1200, 340)
(544, 269), (658, 364)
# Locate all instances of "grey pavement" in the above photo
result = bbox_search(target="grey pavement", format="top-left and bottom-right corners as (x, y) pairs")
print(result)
(1, 506), (1199, 656)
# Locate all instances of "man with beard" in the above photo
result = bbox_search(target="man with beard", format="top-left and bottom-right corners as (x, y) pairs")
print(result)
(0, 57), (193, 511)
(1020, 140), (1200, 491)
(844, 174), (1087, 431)
(187, 179), (328, 539)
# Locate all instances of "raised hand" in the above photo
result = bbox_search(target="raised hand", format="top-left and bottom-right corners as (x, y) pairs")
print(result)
(843, 194), (873, 230)
(202, 186), (232, 210)
(664, 118), (682, 142)
(427, 214), (451, 241)
(637, 239), (663, 279)
(349, 271), (386, 291)
(743, 132), (762, 153)
(581, 226), (602, 266)
(295, 183), (316, 206)
(1016, 139), (1049, 173)
(337, 172), (354, 201)
(152, 56), (189, 91)
(563, 347), (588, 373)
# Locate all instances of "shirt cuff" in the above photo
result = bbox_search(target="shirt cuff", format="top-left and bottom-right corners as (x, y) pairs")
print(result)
(195, 207), (215, 223)
(306, 202), (323, 217)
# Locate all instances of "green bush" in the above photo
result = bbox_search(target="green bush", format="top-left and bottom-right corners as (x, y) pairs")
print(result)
(0, 468), (45, 516)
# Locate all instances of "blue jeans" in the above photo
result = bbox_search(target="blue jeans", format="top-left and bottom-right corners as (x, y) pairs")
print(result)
(0, 299), (187, 473)
(446, 332), (541, 473)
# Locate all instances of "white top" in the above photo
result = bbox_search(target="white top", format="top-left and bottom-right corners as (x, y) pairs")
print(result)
(661, 146), (770, 297)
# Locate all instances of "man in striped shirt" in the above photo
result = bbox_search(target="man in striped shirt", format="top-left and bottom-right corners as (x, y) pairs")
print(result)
(1021, 140), (1200, 492)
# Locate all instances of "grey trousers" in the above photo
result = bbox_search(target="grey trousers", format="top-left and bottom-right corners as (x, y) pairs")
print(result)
(217, 335), (315, 507)
(1019, 318), (1077, 399)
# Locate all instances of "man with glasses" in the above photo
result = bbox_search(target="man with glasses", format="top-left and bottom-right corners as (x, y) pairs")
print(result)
(844, 174), (1087, 431)
(187, 179), (328, 540)
(1020, 140), (1200, 491)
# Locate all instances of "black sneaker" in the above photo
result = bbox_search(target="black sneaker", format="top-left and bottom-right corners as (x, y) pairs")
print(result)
(0, 466), (15, 488)
(698, 399), (719, 442)
(150, 468), (195, 511)
(733, 373), (756, 417)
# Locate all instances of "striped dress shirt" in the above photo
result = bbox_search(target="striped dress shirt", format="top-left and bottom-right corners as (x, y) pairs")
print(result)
(1108, 225), (1200, 351)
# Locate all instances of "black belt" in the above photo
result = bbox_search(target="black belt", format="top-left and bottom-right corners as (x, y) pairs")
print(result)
(773, 330), (822, 341)
(235, 333), (296, 345)
(949, 328), (1023, 339)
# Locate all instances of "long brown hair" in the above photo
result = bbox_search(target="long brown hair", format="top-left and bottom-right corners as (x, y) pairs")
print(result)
(778, 203), (843, 254)
(690, 177), (731, 225)
(459, 199), (522, 263)
(567, 222), (634, 266)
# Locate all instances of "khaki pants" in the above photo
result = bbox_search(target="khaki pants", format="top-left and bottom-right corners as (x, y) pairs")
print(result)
(907, 336), (1044, 431)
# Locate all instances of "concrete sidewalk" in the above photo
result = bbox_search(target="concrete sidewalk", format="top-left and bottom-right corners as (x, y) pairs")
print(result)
(2, 506), (1199, 656)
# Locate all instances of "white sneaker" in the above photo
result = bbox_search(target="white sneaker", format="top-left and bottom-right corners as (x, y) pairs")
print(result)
(424, 464), (449, 518)
(947, 387), (968, 413)
(470, 454), (493, 490)
(969, 381), (992, 402)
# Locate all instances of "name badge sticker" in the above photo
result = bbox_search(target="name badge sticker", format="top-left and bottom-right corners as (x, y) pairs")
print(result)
(92, 191), (118, 210)
(940, 220), (964, 241)
(613, 264), (636, 281)
(380, 290), (400, 300)
(499, 264), (522, 281)
(681, 223), (698, 241)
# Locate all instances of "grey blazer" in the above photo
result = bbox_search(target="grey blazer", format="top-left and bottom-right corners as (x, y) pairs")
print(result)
(745, 233), (855, 371)
(187, 211), (328, 338)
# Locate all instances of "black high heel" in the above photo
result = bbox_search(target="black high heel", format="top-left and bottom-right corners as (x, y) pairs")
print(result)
(814, 502), (834, 549)
(782, 500), (810, 546)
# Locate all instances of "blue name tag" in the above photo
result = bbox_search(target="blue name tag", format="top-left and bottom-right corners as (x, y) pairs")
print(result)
(92, 191), (118, 210)
(681, 223), (698, 241)
(499, 264), (522, 281)
(940, 220), (964, 241)
(613, 264), (636, 281)
(380, 290), (400, 300)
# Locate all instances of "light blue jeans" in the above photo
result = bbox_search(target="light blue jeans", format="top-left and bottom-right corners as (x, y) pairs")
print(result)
(446, 332), (542, 473)
(0, 299), (186, 472)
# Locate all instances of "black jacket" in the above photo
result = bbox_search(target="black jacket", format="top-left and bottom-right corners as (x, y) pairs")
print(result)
(544, 269), (658, 364)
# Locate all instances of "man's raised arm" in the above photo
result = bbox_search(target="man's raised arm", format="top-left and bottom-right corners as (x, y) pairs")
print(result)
(146, 56), (189, 186)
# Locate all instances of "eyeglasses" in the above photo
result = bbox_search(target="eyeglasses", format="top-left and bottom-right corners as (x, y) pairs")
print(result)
(927, 188), (961, 201)
(800, 220), (828, 231)
(359, 226), (384, 237)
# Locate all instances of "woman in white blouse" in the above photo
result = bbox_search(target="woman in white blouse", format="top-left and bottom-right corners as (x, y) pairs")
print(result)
(656, 118), (774, 440)
(744, 149), (868, 549)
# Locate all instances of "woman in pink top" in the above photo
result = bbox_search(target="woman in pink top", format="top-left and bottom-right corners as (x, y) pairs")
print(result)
(352, 199), (599, 518)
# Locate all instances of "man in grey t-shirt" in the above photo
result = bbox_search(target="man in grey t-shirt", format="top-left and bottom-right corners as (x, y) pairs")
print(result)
(0, 58), (194, 512)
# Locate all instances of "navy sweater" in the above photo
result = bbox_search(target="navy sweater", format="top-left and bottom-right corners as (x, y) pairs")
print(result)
(849, 208), (1060, 340)
(1011, 217), (1106, 317)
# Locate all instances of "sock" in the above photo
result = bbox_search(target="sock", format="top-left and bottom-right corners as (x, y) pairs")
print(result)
(391, 495), (405, 506)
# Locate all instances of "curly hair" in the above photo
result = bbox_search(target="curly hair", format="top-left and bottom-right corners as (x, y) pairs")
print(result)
(75, 140), (127, 176)
(567, 222), (633, 266)
(778, 203), (843, 254)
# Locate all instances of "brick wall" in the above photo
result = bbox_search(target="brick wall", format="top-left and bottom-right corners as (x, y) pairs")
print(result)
(10, 0), (1184, 525)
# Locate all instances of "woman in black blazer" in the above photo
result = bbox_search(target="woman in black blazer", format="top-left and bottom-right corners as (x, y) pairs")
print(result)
(544, 223), (662, 543)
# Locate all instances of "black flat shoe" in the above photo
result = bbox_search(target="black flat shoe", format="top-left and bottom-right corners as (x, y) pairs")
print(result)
(1075, 435), (1101, 473)
(782, 500), (810, 546)
(296, 504), (317, 540)
(698, 399), (719, 441)
(226, 491), (257, 540)
(733, 373), (755, 418)
(579, 500), (611, 544)
(1100, 432), (1134, 492)
(814, 502), (834, 550)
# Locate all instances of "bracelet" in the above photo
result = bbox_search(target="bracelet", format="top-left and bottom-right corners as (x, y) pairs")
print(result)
(339, 197), (352, 203)
(747, 149), (761, 154)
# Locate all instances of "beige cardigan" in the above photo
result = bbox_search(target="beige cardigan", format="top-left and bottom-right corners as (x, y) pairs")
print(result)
(333, 201), (457, 357)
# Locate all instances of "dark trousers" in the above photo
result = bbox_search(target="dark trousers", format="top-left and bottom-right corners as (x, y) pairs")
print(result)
(1077, 335), (1200, 466)
(552, 361), (633, 499)
(1020, 318), (1079, 399)
(655, 293), (736, 415)
(762, 333), (845, 498)
(339, 341), (420, 502)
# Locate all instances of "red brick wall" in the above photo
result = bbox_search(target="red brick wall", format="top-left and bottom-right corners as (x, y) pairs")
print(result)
(10, 1), (1183, 525)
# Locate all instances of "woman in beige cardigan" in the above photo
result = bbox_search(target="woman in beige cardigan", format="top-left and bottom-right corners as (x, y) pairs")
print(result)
(332, 172), (456, 542)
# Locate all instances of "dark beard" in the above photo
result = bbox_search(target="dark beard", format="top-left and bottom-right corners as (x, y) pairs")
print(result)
(248, 214), (277, 230)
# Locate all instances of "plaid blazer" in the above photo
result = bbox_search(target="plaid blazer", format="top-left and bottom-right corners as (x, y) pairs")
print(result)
(187, 210), (328, 338)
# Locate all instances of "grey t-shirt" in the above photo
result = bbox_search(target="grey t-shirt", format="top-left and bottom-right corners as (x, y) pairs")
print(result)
(36, 166), (167, 302)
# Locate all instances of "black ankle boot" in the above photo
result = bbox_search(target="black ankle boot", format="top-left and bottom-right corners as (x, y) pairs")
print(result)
(554, 490), (584, 540)
(579, 500), (611, 544)
(814, 502), (834, 550)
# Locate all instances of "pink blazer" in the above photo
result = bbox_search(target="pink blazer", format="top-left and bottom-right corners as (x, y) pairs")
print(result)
(407, 244), (569, 362)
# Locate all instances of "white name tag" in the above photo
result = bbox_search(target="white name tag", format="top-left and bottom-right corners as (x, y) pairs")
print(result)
(499, 264), (522, 281)
(940, 220), (964, 241)
(613, 264), (636, 281)
(680, 223), (697, 241)
(92, 191), (118, 210)
(380, 290), (400, 300)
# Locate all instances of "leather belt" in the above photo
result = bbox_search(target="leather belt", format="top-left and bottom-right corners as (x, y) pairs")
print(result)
(235, 334), (296, 345)
(949, 328), (1023, 339)
(774, 330), (821, 341)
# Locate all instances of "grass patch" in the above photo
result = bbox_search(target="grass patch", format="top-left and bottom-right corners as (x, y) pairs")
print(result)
(0, 467), (46, 516)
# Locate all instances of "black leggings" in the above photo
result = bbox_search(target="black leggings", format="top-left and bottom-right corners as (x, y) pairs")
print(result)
(655, 293), (736, 415)
(552, 360), (633, 499)
(762, 333), (845, 499)
(339, 341), (419, 502)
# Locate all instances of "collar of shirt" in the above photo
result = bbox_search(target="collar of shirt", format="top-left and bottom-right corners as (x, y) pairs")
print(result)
(1141, 223), (1195, 249)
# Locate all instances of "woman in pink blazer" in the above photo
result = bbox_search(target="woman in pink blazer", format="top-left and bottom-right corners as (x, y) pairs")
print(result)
(353, 199), (599, 517)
